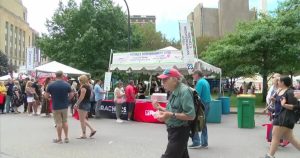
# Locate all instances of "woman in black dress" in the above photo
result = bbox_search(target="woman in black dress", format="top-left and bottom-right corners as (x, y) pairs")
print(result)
(265, 76), (300, 158)
(12, 81), (22, 114)
(74, 75), (96, 139)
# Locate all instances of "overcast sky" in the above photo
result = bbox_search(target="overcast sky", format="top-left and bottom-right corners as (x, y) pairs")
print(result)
(22, 0), (282, 40)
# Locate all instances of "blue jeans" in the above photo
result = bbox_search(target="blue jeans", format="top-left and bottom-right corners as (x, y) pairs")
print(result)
(4, 95), (11, 113)
(191, 102), (210, 146)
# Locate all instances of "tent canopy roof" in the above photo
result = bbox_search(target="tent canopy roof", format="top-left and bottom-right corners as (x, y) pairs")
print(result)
(158, 46), (179, 51)
(35, 61), (89, 75)
(109, 58), (221, 75)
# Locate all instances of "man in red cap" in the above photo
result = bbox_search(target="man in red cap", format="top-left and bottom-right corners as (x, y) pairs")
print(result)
(152, 68), (195, 158)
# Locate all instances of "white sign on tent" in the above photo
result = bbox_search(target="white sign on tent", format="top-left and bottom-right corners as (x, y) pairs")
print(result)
(26, 47), (35, 71)
(112, 50), (182, 65)
(179, 22), (195, 73)
(104, 72), (112, 91)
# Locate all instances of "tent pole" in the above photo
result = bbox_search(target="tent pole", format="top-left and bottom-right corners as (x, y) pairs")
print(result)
(108, 49), (113, 72)
(219, 71), (222, 97)
(148, 74), (153, 97)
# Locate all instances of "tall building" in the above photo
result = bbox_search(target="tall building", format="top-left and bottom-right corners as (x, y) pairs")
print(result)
(0, 0), (38, 69)
(261, 0), (268, 14)
(130, 15), (156, 26)
(188, 0), (256, 38)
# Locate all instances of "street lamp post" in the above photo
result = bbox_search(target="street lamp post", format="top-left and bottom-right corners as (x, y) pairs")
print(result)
(123, 0), (131, 51)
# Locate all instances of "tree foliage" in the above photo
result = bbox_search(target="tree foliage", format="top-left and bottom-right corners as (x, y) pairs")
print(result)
(131, 23), (181, 51)
(0, 51), (8, 76)
(196, 36), (217, 57)
(37, 0), (128, 77)
(38, 0), (181, 77)
(202, 0), (300, 101)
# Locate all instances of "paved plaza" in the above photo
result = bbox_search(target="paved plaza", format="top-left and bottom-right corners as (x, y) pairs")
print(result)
(0, 112), (299, 158)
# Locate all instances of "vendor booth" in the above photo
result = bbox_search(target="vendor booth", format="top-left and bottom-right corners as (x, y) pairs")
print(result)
(34, 61), (90, 83)
(34, 61), (89, 76)
(0, 72), (19, 81)
(101, 49), (222, 123)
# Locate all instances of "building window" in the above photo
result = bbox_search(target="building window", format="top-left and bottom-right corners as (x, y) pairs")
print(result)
(5, 22), (9, 35)
(29, 36), (31, 47)
(10, 24), (13, 36)
(23, 12), (27, 21)
(23, 31), (25, 42)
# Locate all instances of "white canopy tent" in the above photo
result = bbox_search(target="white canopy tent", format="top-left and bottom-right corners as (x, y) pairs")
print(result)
(109, 50), (221, 74)
(108, 50), (222, 94)
(158, 46), (179, 51)
(34, 61), (89, 76)
(0, 73), (18, 81)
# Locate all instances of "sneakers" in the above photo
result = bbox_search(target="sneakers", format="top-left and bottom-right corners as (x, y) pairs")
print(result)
(188, 144), (208, 149)
(116, 119), (124, 123)
(199, 145), (208, 149)
(188, 144), (201, 149)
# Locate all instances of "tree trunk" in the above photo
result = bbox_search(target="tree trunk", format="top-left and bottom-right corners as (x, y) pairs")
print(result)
(262, 73), (268, 103)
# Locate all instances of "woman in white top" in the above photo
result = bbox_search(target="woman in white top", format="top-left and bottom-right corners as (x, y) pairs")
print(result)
(25, 81), (37, 115)
(114, 81), (125, 123)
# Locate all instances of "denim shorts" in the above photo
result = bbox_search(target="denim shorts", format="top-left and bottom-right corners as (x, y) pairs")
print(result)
(79, 102), (91, 112)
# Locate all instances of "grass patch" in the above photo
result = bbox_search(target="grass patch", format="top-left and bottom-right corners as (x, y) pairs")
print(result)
(212, 92), (266, 108)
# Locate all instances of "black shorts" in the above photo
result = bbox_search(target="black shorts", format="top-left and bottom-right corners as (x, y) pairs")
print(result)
(273, 116), (295, 129)
(126, 102), (135, 113)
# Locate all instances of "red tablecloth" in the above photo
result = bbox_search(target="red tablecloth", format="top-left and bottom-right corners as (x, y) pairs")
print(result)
(134, 101), (167, 123)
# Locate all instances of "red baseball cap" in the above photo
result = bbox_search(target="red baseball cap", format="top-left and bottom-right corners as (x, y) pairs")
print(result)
(157, 68), (182, 79)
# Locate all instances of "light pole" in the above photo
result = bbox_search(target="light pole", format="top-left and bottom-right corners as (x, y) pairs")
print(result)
(123, 0), (131, 51)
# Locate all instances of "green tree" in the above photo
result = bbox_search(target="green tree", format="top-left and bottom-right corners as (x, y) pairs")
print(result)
(196, 36), (217, 57)
(37, 0), (128, 77)
(0, 51), (8, 76)
(131, 23), (180, 51)
(202, 0), (300, 101)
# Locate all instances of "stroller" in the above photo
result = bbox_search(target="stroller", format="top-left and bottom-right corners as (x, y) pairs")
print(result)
(262, 104), (289, 147)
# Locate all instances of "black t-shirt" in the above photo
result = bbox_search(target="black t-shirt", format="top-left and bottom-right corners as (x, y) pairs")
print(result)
(79, 85), (91, 104)
(6, 83), (14, 96)
(32, 82), (41, 96)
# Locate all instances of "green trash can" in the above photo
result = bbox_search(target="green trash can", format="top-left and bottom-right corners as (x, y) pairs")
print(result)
(237, 95), (256, 128)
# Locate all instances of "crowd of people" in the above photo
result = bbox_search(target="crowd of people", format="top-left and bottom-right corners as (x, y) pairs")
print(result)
(1, 69), (299, 158)
(0, 78), (42, 115)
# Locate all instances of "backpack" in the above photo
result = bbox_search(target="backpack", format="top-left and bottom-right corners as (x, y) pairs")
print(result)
(188, 88), (206, 136)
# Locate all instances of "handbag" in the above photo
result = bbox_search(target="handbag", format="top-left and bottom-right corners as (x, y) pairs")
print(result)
(73, 109), (79, 120)
(116, 97), (124, 104)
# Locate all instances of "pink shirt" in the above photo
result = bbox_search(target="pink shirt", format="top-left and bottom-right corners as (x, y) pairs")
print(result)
(125, 85), (135, 102)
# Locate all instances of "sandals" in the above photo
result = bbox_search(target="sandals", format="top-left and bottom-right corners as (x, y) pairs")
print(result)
(90, 131), (97, 138)
(53, 139), (63, 144)
(64, 138), (70, 143)
(76, 136), (87, 139)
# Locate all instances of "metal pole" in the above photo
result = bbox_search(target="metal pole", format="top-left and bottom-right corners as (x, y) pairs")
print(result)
(124, 0), (131, 51)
